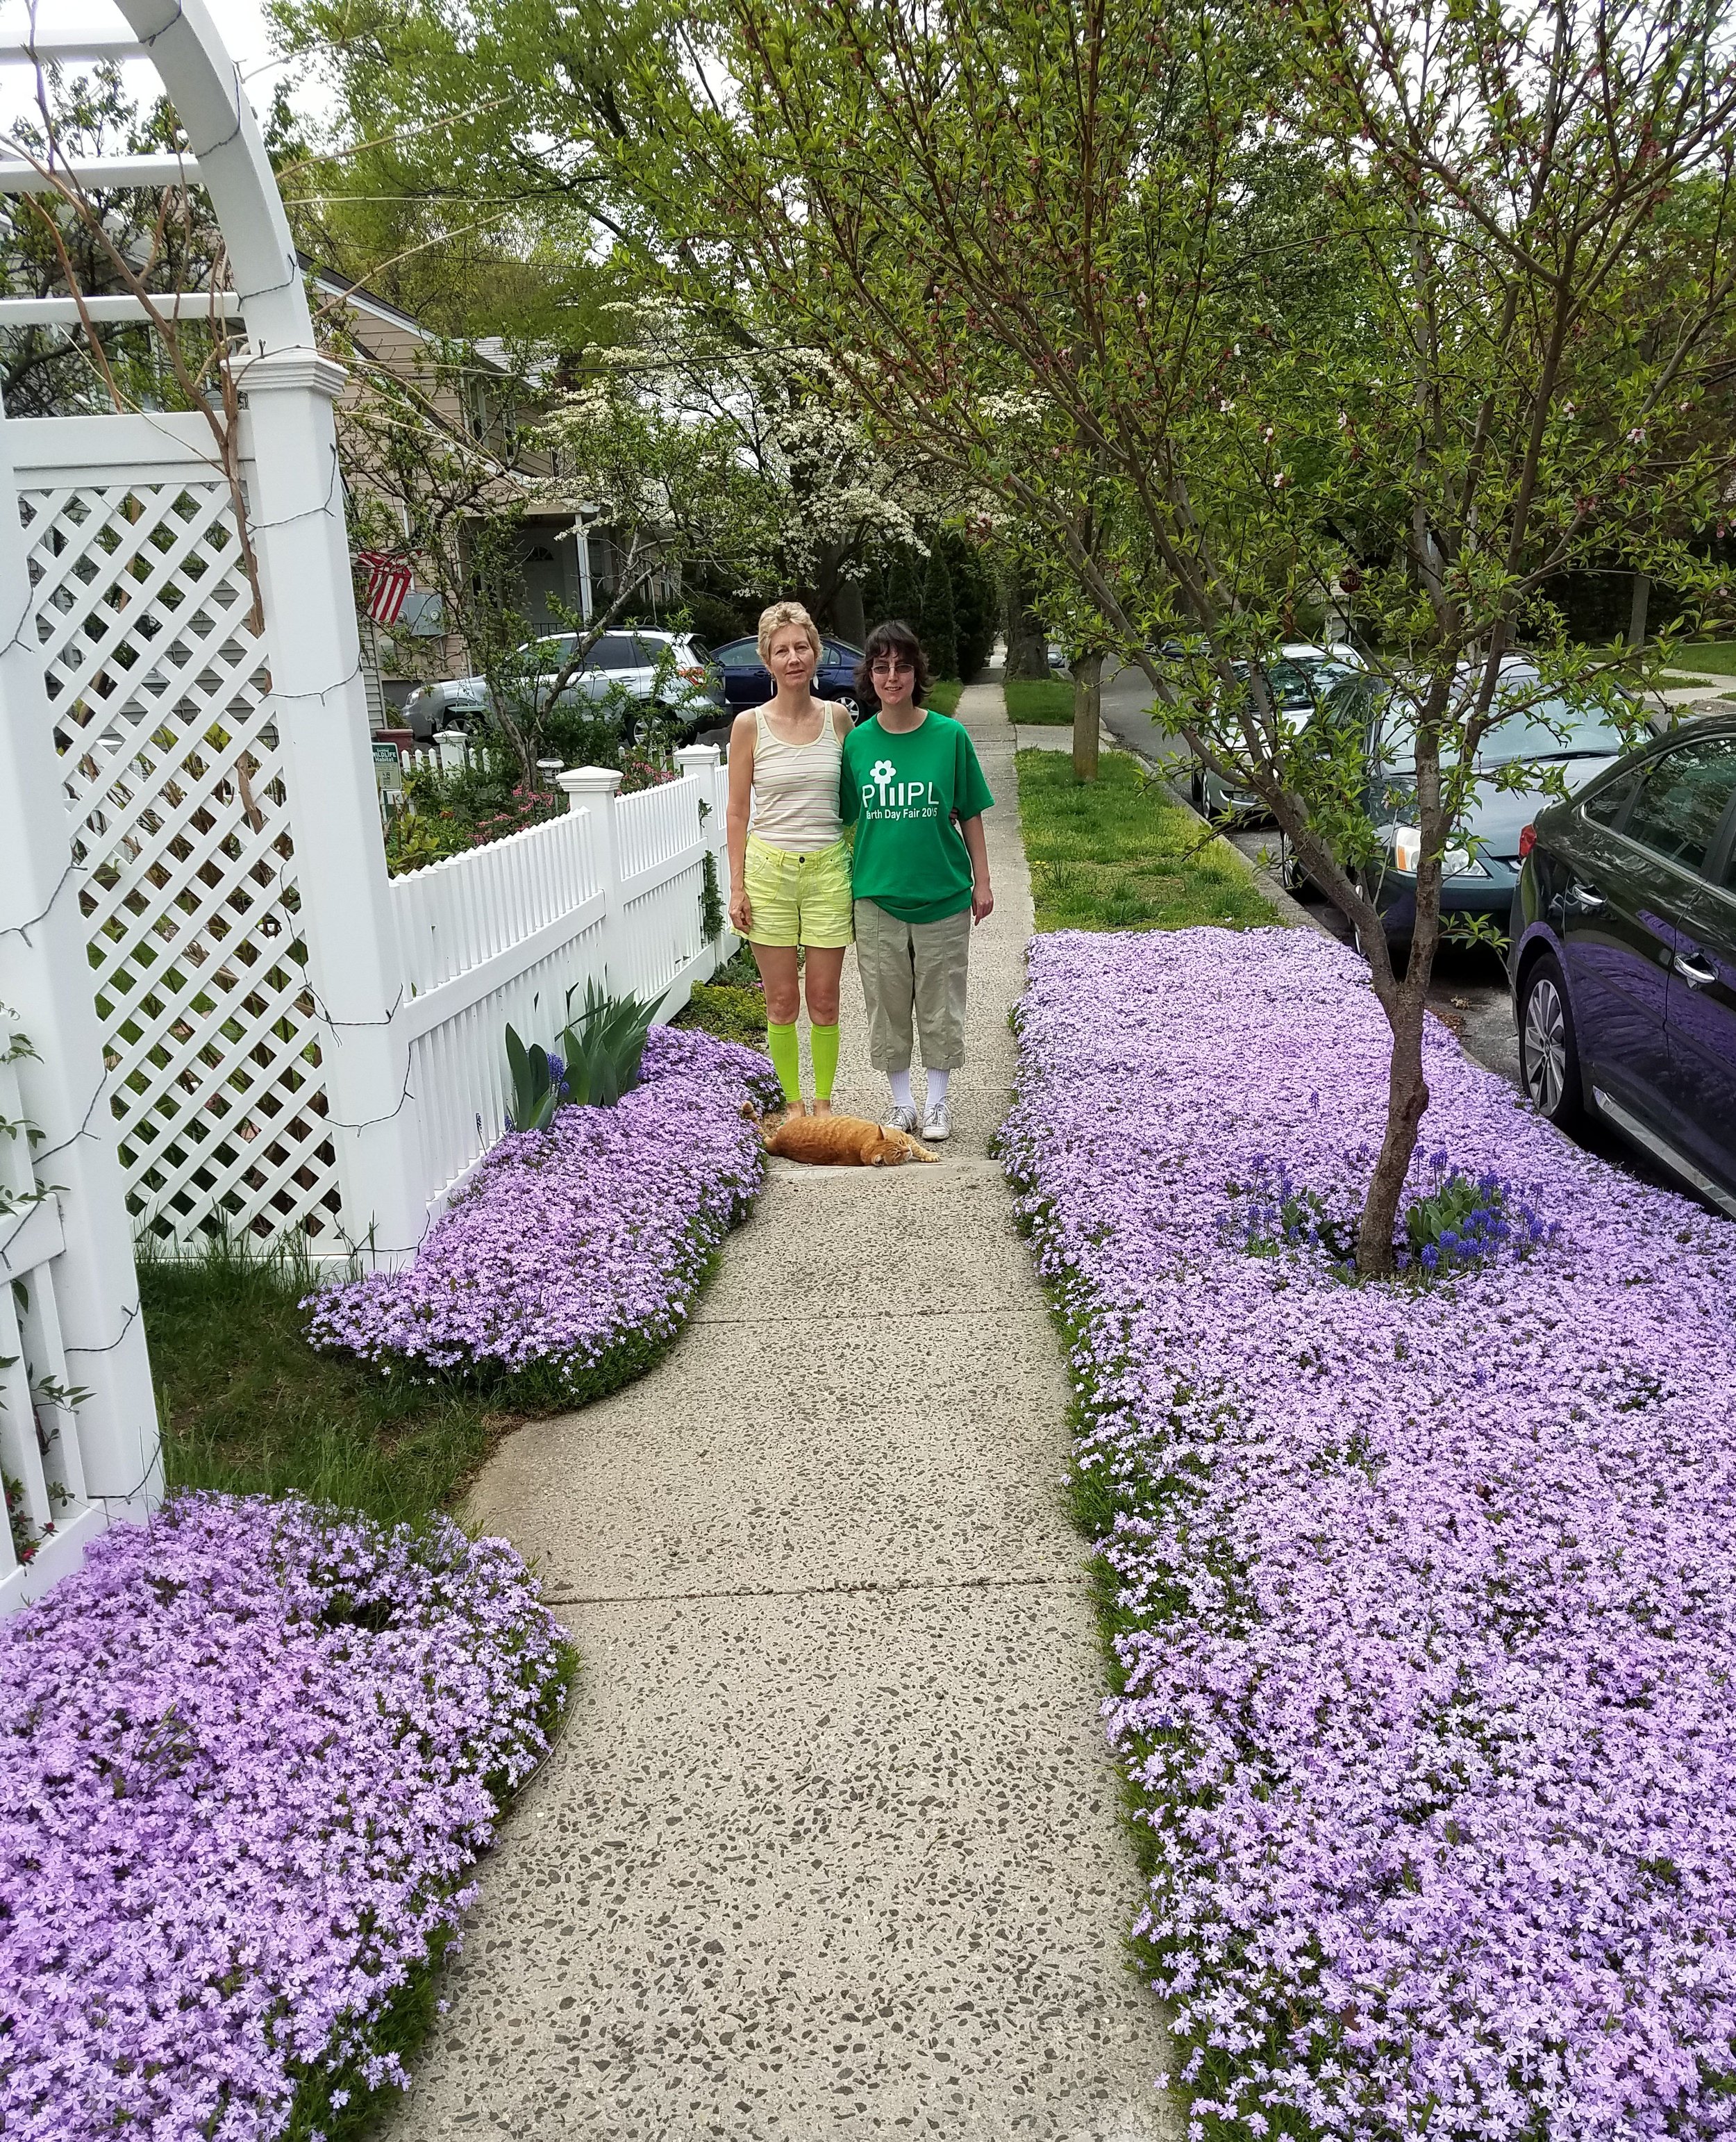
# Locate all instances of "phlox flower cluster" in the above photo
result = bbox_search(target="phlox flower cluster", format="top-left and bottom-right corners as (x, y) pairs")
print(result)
(1001, 925), (1736, 2142)
(0, 1492), (569, 2141)
(307, 1024), (781, 1390)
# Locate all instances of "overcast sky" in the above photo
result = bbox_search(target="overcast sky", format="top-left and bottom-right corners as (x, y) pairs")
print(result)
(212, 0), (336, 126)
(0, 1), (336, 131)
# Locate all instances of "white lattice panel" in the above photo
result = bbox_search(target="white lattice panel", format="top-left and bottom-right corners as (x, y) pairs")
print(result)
(22, 475), (346, 1247)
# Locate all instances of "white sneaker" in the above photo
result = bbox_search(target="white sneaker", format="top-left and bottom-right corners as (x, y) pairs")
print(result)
(887, 1104), (919, 1134)
(921, 1099), (951, 1143)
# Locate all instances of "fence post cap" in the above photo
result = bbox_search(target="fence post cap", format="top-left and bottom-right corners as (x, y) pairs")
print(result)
(674, 742), (722, 772)
(558, 765), (623, 797)
(433, 728), (469, 744)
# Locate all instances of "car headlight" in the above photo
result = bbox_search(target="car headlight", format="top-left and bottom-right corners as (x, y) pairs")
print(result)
(1389, 825), (1487, 878)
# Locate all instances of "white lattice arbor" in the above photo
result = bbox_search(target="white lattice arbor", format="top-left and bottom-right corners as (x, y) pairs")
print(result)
(1, 1), (740, 1365)
(2, 1), (418, 1259)
(0, 398), (161, 1615)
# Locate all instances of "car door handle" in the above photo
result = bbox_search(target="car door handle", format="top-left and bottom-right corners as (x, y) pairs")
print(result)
(1674, 951), (1719, 990)
(1565, 883), (1605, 911)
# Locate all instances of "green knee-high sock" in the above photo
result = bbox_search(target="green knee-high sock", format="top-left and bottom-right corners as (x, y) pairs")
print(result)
(767, 1022), (801, 1106)
(810, 1022), (840, 1102)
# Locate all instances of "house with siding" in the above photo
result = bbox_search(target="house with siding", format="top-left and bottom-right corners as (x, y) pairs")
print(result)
(306, 261), (667, 724)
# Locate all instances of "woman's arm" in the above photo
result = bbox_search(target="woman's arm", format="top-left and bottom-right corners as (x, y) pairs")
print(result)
(960, 814), (994, 924)
(726, 712), (758, 935)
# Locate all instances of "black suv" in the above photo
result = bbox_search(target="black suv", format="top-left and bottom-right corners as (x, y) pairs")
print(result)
(1510, 718), (1736, 1217)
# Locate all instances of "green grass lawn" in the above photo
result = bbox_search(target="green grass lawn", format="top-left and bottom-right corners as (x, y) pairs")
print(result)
(925, 679), (965, 717)
(1669, 642), (1736, 677)
(1004, 677), (1076, 724)
(140, 1235), (519, 1529)
(1016, 748), (1279, 932)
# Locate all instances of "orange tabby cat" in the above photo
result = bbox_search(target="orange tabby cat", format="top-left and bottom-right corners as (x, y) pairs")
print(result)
(746, 1106), (937, 1166)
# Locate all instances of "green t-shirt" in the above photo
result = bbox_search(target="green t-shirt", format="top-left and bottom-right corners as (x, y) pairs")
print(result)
(838, 711), (995, 924)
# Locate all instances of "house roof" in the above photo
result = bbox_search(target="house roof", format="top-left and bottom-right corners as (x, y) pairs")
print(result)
(297, 254), (514, 373)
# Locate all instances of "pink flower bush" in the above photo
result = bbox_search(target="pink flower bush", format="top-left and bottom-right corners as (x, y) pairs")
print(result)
(308, 1024), (779, 1395)
(0, 1493), (569, 2141)
(1002, 926), (1736, 2142)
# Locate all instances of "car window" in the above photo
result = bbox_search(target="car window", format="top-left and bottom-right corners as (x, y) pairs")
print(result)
(529, 634), (576, 667)
(1581, 770), (1639, 829)
(582, 633), (639, 670)
(823, 641), (857, 667)
(1621, 737), (1736, 874)
(1477, 695), (1626, 766)
(685, 640), (712, 664)
(714, 640), (763, 670)
(630, 635), (672, 665)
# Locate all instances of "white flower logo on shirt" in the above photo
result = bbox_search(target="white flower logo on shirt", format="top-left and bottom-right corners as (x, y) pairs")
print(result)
(870, 758), (896, 786)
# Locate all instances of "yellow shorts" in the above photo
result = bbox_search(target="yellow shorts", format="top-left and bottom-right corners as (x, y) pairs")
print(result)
(742, 834), (854, 949)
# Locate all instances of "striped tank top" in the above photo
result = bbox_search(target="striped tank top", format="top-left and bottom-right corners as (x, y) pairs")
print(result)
(749, 704), (844, 853)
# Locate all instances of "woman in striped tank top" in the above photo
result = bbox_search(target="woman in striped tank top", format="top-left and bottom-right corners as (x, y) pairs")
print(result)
(725, 600), (855, 1118)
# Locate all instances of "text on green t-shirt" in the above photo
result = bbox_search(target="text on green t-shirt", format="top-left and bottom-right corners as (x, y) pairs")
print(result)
(837, 711), (995, 924)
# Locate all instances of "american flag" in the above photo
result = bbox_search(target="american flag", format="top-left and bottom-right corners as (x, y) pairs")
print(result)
(355, 550), (413, 626)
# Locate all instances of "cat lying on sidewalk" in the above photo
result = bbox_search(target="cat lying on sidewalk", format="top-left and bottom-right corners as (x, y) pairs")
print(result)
(743, 1104), (937, 1167)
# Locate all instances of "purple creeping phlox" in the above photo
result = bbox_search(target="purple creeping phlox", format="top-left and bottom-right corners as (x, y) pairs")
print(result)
(307, 1024), (781, 1390)
(1001, 926), (1736, 2142)
(0, 1493), (569, 2141)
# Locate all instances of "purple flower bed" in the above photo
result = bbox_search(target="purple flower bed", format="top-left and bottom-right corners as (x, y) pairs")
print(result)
(308, 1024), (779, 1395)
(0, 1492), (569, 2141)
(1002, 926), (1736, 2142)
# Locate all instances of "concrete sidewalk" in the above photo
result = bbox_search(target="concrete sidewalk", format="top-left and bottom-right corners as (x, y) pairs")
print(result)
(386, 675), (1173, 2141)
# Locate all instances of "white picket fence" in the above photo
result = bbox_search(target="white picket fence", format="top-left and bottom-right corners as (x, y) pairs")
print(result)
(388, 755), (732, 1233)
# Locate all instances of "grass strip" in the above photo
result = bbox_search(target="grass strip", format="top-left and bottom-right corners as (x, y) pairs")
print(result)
(1015, 747), (1278, 933)
(142, 1234), (519, 1529)
(1005, 676), (1076, 724)
(925, 678), (965, 716)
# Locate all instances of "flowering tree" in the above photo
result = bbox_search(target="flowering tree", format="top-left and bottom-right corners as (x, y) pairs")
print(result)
(540, 311), (970, 636)
(582, 0), (1736, 1273)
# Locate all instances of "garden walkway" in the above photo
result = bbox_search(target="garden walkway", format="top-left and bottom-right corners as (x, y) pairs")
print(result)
(386, 674), (1174, 2141)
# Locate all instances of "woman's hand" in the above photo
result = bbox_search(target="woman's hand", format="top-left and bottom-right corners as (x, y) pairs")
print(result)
(971, 880), (995, 924)
(729, 888), (754, 934)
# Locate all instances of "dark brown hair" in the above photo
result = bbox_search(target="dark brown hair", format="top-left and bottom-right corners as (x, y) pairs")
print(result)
(856, 618), (930, 707)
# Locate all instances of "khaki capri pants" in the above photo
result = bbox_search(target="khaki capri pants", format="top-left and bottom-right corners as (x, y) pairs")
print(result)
(853, 897), (971, 1072)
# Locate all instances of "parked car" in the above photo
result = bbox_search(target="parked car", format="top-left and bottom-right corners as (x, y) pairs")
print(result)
(1313, 665), (1640, 941)
(1191, 645), (1364, 819)
(710, 633), (867, 718)
(1509, 717), (1736, 1216)
(403, 629), (723, 742)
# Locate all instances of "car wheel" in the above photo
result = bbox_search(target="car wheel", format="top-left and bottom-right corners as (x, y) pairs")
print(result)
(1517, 951), (1585, 1127)
(1279, 843), (1307, 893)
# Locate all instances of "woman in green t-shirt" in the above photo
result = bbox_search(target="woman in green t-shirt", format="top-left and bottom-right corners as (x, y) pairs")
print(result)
(838, 619), (994, 1143)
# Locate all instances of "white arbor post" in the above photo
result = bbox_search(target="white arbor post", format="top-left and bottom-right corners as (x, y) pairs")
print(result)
(559, 766), (624, 990)
(242, 352), (423, 1268)
(0, 404), (160, 1535)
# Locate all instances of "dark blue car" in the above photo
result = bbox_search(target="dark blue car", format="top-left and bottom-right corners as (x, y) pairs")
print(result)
(712, 635), (867, 718)
(1510, 716), (1736, 1217)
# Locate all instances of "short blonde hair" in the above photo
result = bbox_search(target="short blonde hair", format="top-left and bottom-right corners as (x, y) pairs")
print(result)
(756, 599), (823, 667)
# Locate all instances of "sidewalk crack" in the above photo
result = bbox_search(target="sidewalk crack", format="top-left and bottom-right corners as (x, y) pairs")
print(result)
(541, 1570), (1087, 1607)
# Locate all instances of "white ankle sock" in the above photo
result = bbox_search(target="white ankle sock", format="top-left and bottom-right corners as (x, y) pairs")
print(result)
(926, 1067), (951, 1113)
(888, 1068), (913, 1111)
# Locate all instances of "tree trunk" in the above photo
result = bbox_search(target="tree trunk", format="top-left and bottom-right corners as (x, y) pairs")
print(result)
(1356, 982), (1431, 1276)
(1003, 563), (1051, 679)
(1072, 648), (1102, 781)
(1629, 570), (1651, 650)
(833, 576), (867, 647)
